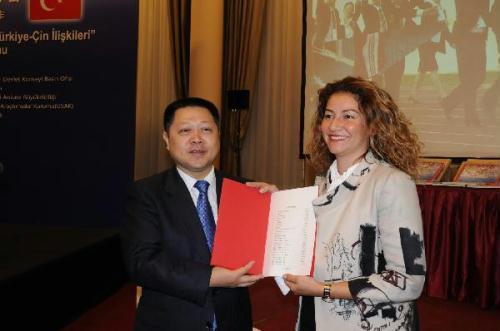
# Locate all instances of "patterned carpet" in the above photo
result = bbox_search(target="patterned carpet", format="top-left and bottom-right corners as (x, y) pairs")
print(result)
(63, 278), (500, 331)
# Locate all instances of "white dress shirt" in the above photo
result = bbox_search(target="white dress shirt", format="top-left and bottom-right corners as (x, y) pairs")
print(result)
(177, 166), (218, 223)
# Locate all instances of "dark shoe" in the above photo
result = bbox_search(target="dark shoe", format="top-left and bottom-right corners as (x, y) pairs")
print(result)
(441, 99), (453, 120)
(408, 95), (420, 104)
(481, 95), (497, 121)
(465, 117), (482, 127)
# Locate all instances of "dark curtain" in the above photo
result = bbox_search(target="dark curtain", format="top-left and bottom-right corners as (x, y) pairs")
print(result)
(168, 0), (191, 98)
(417, 185), (500, 308)
(220, 0), (266, 175)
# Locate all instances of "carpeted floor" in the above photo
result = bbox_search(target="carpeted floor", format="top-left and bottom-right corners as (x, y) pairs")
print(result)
(63, 278), (500, 331)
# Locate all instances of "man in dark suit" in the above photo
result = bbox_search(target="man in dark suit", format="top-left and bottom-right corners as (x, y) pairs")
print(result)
(482, 0), (500, 119)
(442, 0), (489, 126)
(358, 0), (387, 85)
(122, 97), (262, 330)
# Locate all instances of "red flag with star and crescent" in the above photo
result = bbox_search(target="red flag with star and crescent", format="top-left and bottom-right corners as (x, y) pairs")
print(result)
(29, 0), (83, 22)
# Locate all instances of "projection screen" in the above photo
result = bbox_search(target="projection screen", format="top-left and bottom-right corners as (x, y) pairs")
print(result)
(302, 0), (500, 158)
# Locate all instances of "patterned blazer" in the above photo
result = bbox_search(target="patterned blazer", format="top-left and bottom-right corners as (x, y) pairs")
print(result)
(309, 152), (426, 331)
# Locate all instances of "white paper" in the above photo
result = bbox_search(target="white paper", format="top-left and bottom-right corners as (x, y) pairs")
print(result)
(274, 276), (290, 295)
(262, 186), (317, 277)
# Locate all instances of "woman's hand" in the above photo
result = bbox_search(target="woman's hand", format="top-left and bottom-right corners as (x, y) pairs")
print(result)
(246, 182), (279, 193)
(284, 274), (352, 299)
(283, 274), (323, 297)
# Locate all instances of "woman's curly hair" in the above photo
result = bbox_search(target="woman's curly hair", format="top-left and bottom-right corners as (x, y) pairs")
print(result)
(307, 76), (422, 178)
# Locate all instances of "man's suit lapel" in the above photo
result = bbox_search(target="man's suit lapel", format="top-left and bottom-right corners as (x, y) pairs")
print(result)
(215, 170), (223, 206)
(162, 168), (211, 257)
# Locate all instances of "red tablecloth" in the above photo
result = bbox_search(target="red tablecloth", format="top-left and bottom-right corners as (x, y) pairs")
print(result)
(417, 185), (500, 308)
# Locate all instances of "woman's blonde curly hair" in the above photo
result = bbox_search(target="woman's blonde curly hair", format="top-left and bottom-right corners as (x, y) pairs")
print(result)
(307, 76), (422, 178)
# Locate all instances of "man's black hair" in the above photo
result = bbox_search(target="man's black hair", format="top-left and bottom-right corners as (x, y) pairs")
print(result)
(163, 97), (220, 132)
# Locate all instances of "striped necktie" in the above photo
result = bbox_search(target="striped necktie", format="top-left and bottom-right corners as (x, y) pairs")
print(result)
(194, 180), (218, 330)
(194, 180), (216, 251)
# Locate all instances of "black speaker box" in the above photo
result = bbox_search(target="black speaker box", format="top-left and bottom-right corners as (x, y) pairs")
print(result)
(227, 90), (250, 109)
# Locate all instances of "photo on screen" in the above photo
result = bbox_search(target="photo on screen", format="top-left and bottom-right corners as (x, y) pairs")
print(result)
(301, 0), (500, 158)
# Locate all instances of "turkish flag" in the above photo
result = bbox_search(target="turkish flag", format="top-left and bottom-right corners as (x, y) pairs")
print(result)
(29, 0), (83, 21)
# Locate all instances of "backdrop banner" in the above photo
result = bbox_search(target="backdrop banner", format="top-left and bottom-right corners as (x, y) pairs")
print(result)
(0, 0), (138, 226)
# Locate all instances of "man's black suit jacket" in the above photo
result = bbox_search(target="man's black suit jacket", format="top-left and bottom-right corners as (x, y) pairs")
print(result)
(452, 0), (489, 41)
(122, 167), (252, 331)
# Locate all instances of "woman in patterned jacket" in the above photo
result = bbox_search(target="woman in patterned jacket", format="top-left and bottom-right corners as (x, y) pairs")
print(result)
(284, 76), (426, 330)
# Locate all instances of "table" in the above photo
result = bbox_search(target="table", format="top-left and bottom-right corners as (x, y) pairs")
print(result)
(417, 185), (500, 308)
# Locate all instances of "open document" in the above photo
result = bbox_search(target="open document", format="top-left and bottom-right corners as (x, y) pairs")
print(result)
(211, 179), (318, 276)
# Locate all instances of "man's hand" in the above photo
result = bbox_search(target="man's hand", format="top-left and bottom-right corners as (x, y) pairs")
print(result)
(246, 182), (279, 193)
(210, 261), (264, 288)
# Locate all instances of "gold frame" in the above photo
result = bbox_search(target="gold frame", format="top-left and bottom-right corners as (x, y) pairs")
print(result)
(417, 158), (451, 182)
(453, 159), (500, 185)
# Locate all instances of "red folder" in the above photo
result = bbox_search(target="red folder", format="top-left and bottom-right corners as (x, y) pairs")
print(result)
(211, 179), (271, 275)
(212, 179), (317, 276)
